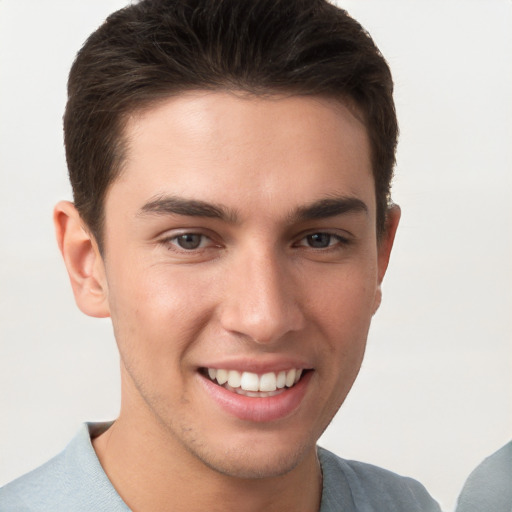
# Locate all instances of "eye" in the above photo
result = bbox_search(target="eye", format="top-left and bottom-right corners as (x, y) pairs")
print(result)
(306, 233), (333, 248)
(166, 233), (212, 251)
(296, 232), (349, 249)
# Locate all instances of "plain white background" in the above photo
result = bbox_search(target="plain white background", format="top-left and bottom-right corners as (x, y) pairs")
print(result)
(0, 1), (510, 510)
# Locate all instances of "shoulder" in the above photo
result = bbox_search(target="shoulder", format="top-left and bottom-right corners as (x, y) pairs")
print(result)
(456, 440), (512, 512)
(318, 447), (442, 512)
(0, 423), (128, 512)
(0, 447), (68, 512)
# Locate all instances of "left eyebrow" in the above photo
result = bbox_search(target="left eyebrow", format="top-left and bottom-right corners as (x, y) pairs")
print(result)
(289, 196), (369, 223)
(137, 195), (238, 223)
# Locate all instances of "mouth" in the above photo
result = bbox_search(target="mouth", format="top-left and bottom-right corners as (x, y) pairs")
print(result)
(200, 367), (307, 398)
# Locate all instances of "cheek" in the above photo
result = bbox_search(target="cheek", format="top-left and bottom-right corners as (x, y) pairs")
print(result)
(309, 274), (375, 430)
(106, 264), (212, 366)
(308, 264), (379, 338)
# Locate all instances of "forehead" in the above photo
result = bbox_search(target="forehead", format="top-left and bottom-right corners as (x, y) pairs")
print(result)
(107, 91), (374, 223)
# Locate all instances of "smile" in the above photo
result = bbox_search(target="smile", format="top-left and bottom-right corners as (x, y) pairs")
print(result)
(203, 368), (304, 397)
(199, 366), (313, 422)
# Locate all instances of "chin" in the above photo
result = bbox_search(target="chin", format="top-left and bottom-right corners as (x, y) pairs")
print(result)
(186, 434), (312, 480)
(204, 449), (305, 480)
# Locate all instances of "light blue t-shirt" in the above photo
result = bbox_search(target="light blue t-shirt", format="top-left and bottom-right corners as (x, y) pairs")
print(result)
(0, 423), (441, 511)
(455, 441), (512, 512)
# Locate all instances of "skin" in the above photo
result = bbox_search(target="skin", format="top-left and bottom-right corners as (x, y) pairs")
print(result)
(55, 91), (400, 512)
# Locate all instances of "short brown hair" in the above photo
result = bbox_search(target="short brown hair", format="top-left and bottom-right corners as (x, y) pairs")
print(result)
(64, 0), (397, 248)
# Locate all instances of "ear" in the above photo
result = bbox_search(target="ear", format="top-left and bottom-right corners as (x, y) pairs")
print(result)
(54, 201), (110, 318)
(373, 204), (401, 314)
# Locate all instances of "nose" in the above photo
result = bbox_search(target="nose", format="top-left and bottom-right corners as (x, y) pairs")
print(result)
(218, 247), (305, 345)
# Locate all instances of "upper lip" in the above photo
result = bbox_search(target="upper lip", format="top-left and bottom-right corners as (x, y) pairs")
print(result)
(197, 357), (313, 374)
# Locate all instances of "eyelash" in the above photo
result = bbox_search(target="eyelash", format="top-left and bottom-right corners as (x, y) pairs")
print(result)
(160, 231), (351, 253)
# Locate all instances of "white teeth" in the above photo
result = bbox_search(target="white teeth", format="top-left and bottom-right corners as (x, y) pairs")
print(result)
(285, 369), (296, 387)
(206, 368), (305, 393)
(216, 369), (228, 385)
(227, 370), (241, 388)
(240, 372), (260, 392)
(259, 372), (277, 392)
(276, 371), (286, 389)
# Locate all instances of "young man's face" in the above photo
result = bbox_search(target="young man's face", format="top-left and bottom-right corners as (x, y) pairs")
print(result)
(68, 92), (398, 479)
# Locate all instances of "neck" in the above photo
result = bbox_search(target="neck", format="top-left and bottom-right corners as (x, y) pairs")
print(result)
(93, 412), (323, 512)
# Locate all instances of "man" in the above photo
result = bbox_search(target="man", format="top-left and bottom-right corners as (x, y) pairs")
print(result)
(0, 0), (441, 510)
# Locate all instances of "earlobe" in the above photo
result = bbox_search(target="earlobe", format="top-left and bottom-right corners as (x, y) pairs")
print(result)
(373, 204), (401, 315)
(54, 201), (110, 318)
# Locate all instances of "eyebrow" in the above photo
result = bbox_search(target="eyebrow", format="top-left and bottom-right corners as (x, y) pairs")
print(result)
(138, 194), (368, 223)
(138, 195), (238, 223)
(289, 196), (368, 223)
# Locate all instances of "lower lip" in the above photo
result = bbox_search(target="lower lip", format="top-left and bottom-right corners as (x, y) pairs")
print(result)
(199, 371), (312, 423)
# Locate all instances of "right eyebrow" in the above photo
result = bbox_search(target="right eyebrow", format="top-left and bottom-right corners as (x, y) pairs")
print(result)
(137, 195), (238, 223)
